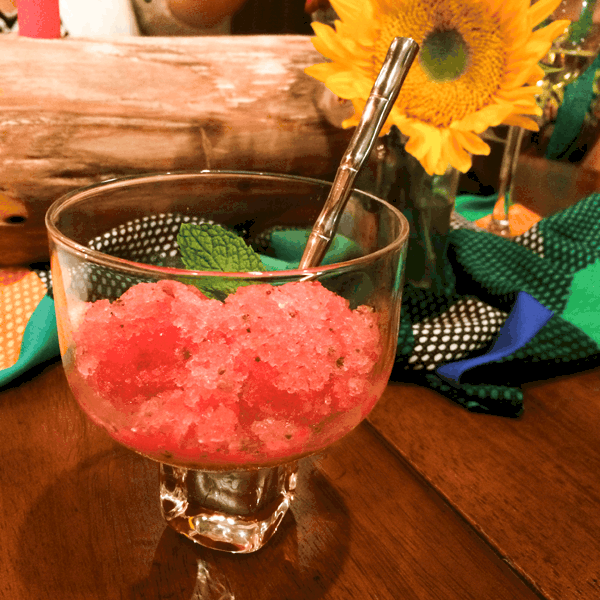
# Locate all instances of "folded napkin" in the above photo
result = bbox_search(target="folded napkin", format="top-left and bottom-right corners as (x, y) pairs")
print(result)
(0, 268), (58, 387)
(393, 194), (600, 416)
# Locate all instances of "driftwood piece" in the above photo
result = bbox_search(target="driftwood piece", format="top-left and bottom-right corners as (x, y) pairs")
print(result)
(0, 35), (352, 265)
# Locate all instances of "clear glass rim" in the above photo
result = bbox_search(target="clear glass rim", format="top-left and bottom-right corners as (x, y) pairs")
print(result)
(45, 170), (410, 279)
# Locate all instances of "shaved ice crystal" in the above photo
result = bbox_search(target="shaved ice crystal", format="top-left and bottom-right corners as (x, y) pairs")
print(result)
(72, 279), (382, 464)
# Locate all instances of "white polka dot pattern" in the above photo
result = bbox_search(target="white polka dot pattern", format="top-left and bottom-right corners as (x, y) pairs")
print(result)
(512, 223), (545, 257)
(0, 270), (47, 370)
(407, 297), (508, 371)
(89, 213), (214, 262)
(450, 211), (487, 232)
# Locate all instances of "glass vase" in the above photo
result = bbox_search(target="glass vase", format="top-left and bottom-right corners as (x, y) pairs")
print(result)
(356, 126), (459, 294)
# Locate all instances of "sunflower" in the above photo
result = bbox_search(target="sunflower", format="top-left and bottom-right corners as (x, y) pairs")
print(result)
(305, 0), (570, 175)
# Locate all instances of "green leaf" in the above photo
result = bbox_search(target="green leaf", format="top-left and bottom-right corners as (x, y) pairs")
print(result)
(177, 223), (266, 300)
(539, 64), (566, 75)
(178, 223), (266, 272)
(568, 0), (598, 45)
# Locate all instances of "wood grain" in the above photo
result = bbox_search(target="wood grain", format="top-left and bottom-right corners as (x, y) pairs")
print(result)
(0, 362), (541, 600)
(514, 155), (600, 217)
(3, 35), (598, 267)
(0, 35), (351, 266)
(368, 370), (600, 600)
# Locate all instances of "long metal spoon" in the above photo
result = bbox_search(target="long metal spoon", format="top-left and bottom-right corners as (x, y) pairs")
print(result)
(298, 36), (419, 270)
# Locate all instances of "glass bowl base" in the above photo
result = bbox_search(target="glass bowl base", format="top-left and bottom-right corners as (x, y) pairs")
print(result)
(159, 461), (297, 553)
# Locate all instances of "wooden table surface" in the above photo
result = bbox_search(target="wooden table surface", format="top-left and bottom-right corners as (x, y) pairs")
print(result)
(1, 357), (599, 600)
(1, 159), (599, 599)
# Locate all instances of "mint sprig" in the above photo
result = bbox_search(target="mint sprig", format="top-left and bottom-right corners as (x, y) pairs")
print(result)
(177, 223), (266, 300)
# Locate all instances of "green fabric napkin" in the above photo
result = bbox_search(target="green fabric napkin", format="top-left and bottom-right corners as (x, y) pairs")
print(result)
(0, 296), (59, 386)
(0, 272), (59, 389)
(256, 229), (361, 271)
(391, 194), (600, 416)
(453, 193), (497, 222)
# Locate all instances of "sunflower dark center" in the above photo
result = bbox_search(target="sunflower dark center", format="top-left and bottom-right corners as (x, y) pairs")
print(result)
(419, 29), (469, 82)
(371, 0), (507, 127)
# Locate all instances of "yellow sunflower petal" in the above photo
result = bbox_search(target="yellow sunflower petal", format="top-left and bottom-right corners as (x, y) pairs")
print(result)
(330, 0), (373, 25)
(443, 131), (473, 173)
(451, 129), (491, 156)
(503, 62), (544, 90)
(403, 122), (443, 175)
(500, 9), (530, 47)
(516, 21), (571, 59)
(453, 103), (514, 133)
(495, 85), (540, 101)
(310, 20), (337, 43)
(482, 0), (507, 18)
(342, 99), (365, 129)
(530, 19), (571, 47)
(501, 101), (542, 115)
(505, 69), (544, 90)
(378, 120), (395, 137)
(497, 0), (527, 22)
(528, 0), (564, 28)
(334, 19), (377, 47)
(401, 123), (430, 162)
(310, 22), (362, 65)
(310, 28), (344, 62)
(528, 64), (546, 83)
(501, 115), (540, 130)
(304, 62), (344, 83)
(325, 71), (373, 98)
(342, 115), (359, 129)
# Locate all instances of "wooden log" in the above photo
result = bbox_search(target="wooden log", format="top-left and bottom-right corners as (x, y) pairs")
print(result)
(0, 35), (352, 266)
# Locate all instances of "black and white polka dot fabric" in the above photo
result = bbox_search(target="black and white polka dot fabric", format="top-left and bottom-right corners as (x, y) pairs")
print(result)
(407, 298), (507, 371)
(395, 194), (600, 416)
(82, 213), (213, 301)
(450, 211), (485, 232)
(512, 223), (545, 257)
(88, 213), (213, 263)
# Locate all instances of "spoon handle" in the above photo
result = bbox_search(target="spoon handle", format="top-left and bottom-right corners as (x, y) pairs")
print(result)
(299, 36), (419, 270)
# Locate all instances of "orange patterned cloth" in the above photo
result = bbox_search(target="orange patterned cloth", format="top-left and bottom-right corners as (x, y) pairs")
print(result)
(0, 268), (48, 370)
(474, 198), (542, 237)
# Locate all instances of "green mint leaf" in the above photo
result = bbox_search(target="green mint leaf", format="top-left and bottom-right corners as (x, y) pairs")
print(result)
(178, 223), (266, 272)
(177, 223), (266, 300)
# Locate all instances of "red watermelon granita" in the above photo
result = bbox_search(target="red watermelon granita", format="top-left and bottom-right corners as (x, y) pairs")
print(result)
(66, 279), (384, 468)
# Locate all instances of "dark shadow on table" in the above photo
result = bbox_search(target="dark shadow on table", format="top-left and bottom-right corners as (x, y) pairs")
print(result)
(14, 449), (350, 600)
(12, 448), (163, 598)
(0, 356), (61, 394)
(129, 461), (352, 600)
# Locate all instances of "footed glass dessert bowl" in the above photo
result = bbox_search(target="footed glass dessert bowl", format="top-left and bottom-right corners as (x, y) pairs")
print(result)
(46, 171), (409, 553)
